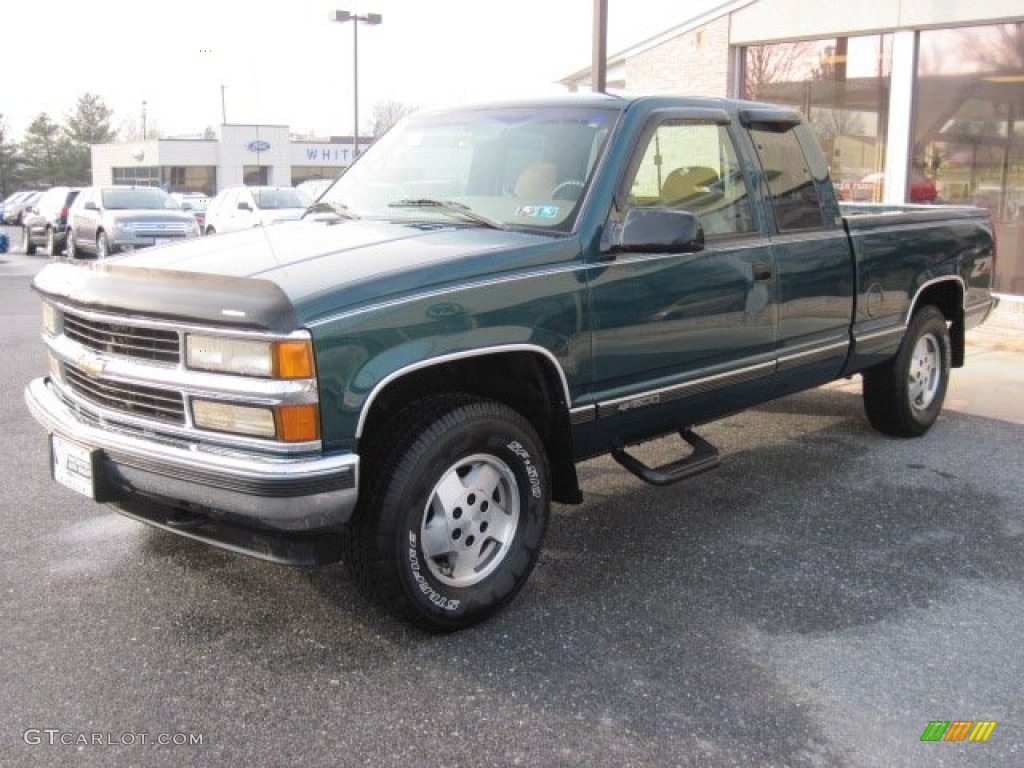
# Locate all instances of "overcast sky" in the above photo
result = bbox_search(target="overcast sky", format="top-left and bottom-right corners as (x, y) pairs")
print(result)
(2, 0), (723, 140)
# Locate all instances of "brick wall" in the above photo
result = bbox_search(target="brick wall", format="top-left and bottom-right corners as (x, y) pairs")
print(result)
(624, 16), (733, 97)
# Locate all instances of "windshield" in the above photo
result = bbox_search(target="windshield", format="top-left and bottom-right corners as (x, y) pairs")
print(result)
(252, 188), (306, 209)
(102, 187), (174, 210)
(175, 194), (209, 211)
(320, 105), (619, 232)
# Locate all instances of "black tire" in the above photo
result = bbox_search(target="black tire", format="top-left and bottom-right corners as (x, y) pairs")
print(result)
(23, 226), (36, 255)
(862, 306), (951, 437)
(45, 228), (59, 258)
(205, 226), (216, 236)
(66, 230), (77, 260)
(348, 395), (550, 631)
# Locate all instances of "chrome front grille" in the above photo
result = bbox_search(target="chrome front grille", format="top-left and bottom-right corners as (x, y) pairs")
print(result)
(63, 312), (181, 364)
(64, 364), (186, 425)
(123, 222), (192, 237)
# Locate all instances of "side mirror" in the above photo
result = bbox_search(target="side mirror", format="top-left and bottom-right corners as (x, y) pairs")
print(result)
(606, 208), (705, 254)
(181, 202), (193, 211)
(238, 202), (252, 211)
(84, 201), (99, 211)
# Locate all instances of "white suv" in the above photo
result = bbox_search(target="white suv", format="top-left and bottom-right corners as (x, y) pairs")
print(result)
(203, 186), (310, 235)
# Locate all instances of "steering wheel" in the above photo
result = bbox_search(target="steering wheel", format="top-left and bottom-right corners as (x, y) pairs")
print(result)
(551, 180), (585, 201)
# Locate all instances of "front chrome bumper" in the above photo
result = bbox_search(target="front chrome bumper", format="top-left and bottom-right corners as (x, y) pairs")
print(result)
(25, 377), (360, 537)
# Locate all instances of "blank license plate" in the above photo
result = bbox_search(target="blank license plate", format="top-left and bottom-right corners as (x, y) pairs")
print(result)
(51, 434), (96, 499)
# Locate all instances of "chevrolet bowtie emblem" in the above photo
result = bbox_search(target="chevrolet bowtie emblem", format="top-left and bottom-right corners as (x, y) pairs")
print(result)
(76, 352), (106, 377)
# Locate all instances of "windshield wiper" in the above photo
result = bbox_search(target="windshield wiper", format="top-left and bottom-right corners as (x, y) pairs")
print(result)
(388, 199), (506, 230)
(303, 200), (359, 219)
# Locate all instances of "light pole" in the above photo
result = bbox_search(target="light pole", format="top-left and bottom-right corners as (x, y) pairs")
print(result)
(331, 10), (382, 163)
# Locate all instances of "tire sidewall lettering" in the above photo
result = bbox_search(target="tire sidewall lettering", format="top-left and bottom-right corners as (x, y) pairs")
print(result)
(407, 531), (461, 612)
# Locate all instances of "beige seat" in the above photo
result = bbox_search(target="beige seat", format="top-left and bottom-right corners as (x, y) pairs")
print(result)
(514, 163), (557, 198)
(661, 166), (718, 205)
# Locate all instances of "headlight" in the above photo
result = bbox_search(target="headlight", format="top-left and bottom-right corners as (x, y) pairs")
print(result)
(192, 400), (320, 441)
(185, 334), (314, 379)
(192, 400), (276, 437)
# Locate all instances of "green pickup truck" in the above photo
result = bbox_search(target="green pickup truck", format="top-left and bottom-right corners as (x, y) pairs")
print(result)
(25, 95), (996, 630)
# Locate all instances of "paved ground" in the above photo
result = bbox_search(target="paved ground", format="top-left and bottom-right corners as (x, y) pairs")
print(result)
(1, 227), (1022, 767)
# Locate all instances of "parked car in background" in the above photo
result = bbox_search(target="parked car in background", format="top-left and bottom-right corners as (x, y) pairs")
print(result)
(2, 190), (42, 225)
(22, 187), (82, 257)
(66, 186), (200, 259)
(170, 192), (212, 233)
(203, 186), (310, 235)
(1, 190), (31, 222)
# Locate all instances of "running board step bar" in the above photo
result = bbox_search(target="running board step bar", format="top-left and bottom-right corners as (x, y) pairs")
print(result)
(611, 429), (720, 486)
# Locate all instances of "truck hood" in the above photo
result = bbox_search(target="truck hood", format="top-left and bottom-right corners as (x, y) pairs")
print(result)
(35, 218), (573, 332)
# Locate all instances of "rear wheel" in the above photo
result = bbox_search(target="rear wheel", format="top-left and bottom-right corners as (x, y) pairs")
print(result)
(348, 395), (550, 631)
(862, 306), (951, 437)
(96, 232), (111, 259)
(23, 227), (36, 255)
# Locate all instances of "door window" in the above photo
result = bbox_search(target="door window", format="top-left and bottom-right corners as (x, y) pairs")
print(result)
(749, 125), (828, 232)
(625, 121), (756, 238)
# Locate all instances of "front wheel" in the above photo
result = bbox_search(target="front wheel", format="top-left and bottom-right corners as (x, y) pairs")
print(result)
(23, 227), (36, 255)
(66, 230), (77, 260)
(862, 306), (951, 437)
(348, 396), (550, 631)
(45, 228), (59, 258)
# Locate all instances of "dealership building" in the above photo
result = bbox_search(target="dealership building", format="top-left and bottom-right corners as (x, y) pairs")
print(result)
(90, 123), (366, 198)
(562, 0), (1024, 296)
(89, 0), (1023, 296)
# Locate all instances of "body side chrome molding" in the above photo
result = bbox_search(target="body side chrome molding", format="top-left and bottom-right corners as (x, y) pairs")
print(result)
(852, 325), (906, 345)
(569, 405), (596, 425)
(595, 360), (775, 419)
(776, 339), (850, 371)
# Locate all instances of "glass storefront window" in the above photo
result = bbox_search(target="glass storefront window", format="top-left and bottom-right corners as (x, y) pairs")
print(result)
(742, 35), (893, 202)
(916, 23), (1024, 294)
(165, 166), (216, 196)
(244, 165), (270, 186)
(291, 166), (341, 186)
(112, 166), (159, 187)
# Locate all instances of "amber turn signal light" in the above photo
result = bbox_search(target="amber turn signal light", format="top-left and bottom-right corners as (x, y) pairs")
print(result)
(273, 340), (315, 379)
(276, 403), (320, 442)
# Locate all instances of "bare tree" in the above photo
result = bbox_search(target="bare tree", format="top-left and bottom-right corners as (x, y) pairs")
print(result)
(960, 22), (1024, 73)
(368, 100), (418, 139)
(118, 115), (163, 141)
(742, 41), (816, 100)
(810, 108), (865, 140)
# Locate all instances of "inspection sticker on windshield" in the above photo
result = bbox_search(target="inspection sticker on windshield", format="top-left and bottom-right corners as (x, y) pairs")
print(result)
(51, 435), (96, 499)
(515, 205), (560, 219)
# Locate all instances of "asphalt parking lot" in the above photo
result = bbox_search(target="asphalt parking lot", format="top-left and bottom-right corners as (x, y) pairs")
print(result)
(1, 226), (1021, 767)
